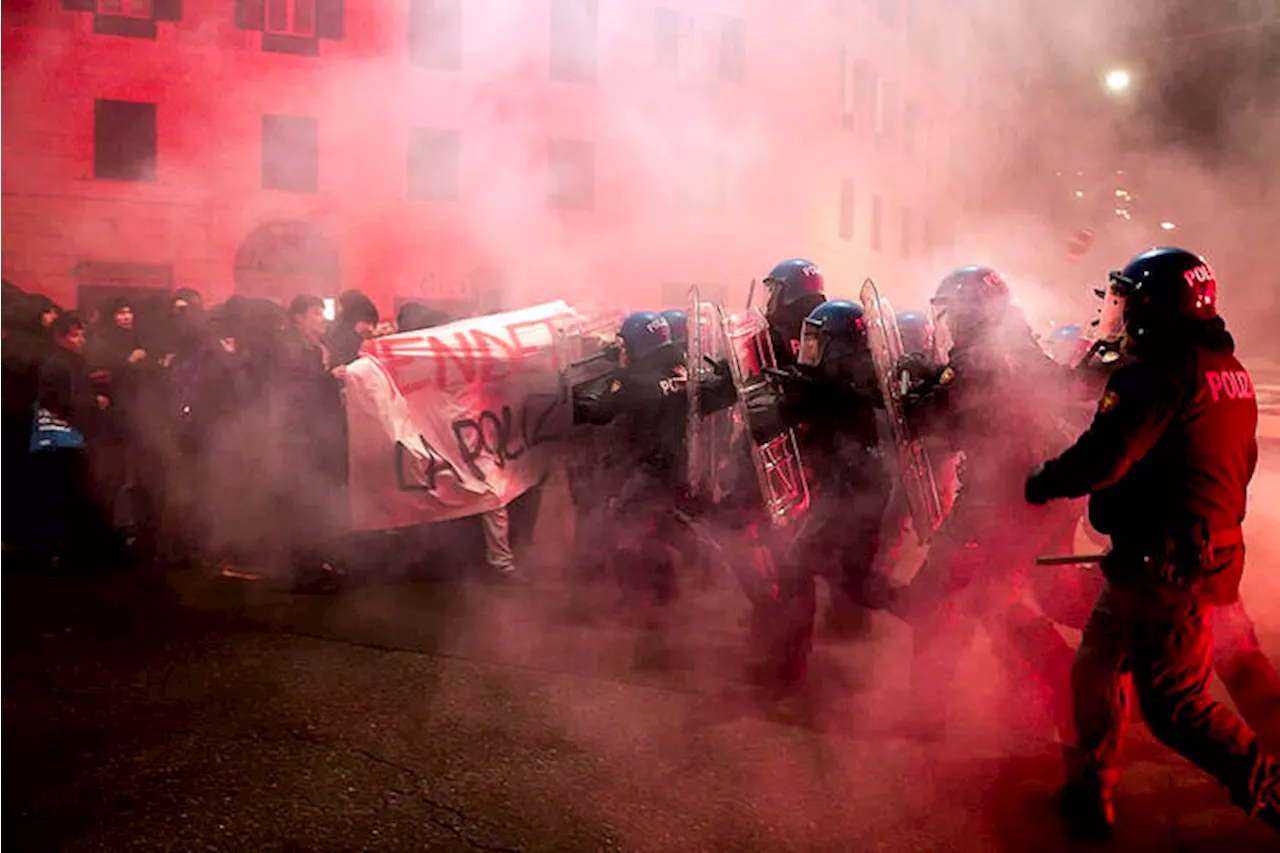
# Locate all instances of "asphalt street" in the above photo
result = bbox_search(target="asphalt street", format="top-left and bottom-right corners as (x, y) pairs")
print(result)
(5, 442), (1280, 853)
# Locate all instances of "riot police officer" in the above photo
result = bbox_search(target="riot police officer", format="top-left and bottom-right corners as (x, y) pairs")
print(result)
(900, 265), (1078, 739)
(762, 259), (827, 369)
(1026, 247), (1280, 837)
(660, 309), (688, 348)
(573, 311), (732, 615)
(746, 300), (897, 686)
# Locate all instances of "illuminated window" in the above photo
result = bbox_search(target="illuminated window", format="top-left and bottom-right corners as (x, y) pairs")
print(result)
(265, 0), (316, 38)
(409, 0), (461, 69)
(550, 0), (598, 83)
(94, 100), (156, 182)
(719, 16), (744, 82)
(96, 0), (154, 17)
(409, 128), (460, 200)
(262, 114), (318, 194)
(838, 179), (855, 241)
(548, 139), (595, 209)
(870, 194), (883, 252)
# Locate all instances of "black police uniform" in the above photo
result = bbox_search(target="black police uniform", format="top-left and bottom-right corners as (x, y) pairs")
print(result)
(745, 361), (894, 684)
(573, 357), (735, 605)
(1027, 319), (1280, 826)
(901, 313), (1079, 734)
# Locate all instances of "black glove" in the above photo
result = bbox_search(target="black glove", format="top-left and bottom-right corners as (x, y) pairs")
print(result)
(1024, 464), (1052, 505)
(704, 356), (731, 380)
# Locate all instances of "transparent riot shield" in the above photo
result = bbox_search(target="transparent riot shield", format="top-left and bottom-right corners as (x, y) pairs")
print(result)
(685, 286), (737, 502)
(715, 305), (810, 527)
(860, 278), (945, 543)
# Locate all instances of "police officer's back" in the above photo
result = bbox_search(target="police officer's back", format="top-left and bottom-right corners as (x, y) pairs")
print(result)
(1029, 248), (1257, 603)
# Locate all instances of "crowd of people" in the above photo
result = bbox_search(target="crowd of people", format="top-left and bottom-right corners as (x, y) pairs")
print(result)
(1, 282), (462, 590)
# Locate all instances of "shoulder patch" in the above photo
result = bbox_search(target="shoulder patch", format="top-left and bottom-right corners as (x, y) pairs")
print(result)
(1098, 389), (1120, 413)
(939, 366), (956, 386)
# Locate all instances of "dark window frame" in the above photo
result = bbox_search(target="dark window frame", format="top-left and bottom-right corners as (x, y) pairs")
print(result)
(549, 0), (598, 84)
(547, 138), (595, 210)
(94, 99), (157, 183)
(408, 127), (461, 201)
(838, 179), (855, 241)
(261, 113), (319, 194)
(408, 0), (462, 70)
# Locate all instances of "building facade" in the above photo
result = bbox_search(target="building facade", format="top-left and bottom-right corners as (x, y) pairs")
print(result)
(2, 0), (980, 320)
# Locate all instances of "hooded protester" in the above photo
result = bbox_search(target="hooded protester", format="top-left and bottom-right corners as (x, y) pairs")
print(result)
(327, 290), (380, 368)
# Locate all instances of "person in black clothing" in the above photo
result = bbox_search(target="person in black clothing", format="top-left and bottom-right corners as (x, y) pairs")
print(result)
(327, 290), (380, 369)
(899, 265), (1078, 740)
(761, 258), (827, 369)
(1026, 247), (1280, 837)
(267, 294), (348, 592)
(30, 312), (116, 570)
(84, 297), (148, 535)
(742, 300), (898, 686)
(572, 311), (734, 615)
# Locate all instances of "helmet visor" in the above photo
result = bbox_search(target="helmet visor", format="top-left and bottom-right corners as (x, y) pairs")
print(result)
(798, 320), (825, 367)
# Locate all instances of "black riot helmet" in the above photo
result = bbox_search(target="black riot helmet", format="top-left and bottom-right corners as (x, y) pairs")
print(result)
(1108, 247), (1218, 351)
(929, 264), (1010, 357)
(798, 299), (871, 381)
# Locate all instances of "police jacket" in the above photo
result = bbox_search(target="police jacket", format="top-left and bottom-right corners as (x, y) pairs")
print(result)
(749, 365), (888, 498)
(907, 311), (1074, 506)
(572, 354), (734, 482)
(1031, 320), (1256, 598)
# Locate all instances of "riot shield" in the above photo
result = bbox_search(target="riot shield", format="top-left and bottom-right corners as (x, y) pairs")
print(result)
(860, 278), (945, 543)
(716, 305), (810, 527)
(685, 286), (737, 501)
(555, 310), (622, 402)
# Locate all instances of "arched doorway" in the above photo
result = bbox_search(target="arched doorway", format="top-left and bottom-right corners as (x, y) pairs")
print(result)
(234, 220), (340, 304)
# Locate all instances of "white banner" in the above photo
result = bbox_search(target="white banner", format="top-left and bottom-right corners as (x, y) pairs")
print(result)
(345, 301), (583, 530)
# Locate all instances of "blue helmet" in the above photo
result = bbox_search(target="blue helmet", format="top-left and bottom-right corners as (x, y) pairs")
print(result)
(931, 264), (1011, 350)
(618, 311), (672, 363)
(1046, 324), (1084, 365)
(1109, 247), (1217, 346)
(896, 311), (934, 358)
(764, 258), (825, 314)
(660, 309), (689, 346)
(798, 300), (869, 374)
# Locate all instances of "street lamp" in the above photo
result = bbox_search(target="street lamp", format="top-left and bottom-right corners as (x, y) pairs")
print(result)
(1104, 69), (1131, 94)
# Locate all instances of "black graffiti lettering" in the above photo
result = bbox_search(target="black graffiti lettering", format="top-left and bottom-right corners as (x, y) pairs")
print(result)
(395, 435), (460, 492)
(522, 393), (564, 448)
(452, 418), (487, 480)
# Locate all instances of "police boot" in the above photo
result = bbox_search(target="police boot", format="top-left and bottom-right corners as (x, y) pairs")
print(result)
(1058, 778), (1116, 840)
(1059, 746), (1119, 841)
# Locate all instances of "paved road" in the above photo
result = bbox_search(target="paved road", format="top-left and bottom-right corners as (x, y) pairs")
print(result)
(5, 450), (1280, 852)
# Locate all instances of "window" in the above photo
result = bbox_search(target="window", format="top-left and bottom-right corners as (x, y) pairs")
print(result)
(550, 0), (597, 83)
(655, 7), (683, 75)
(903, 103), (916, 156)
(838, 179), (855, 241)
(840, 54), (875, 132)
(681, 150), (727, 212)
(839, 48), (854, 127)
(408, 128), (460, 200)
(874, 77), (892, 138)
(262, 114), (318, 193)
(900, 207), (912, 257)
(94, 99), (156, 182)
(878, 0), (897, 28)
(548, 139), (594, 209)
(719, 16), (744, 82)
(409, 0), (461, 69)
(265, 0), (315, 37)
(96, 0), (153, 17)
(869, 194), (883, 252)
